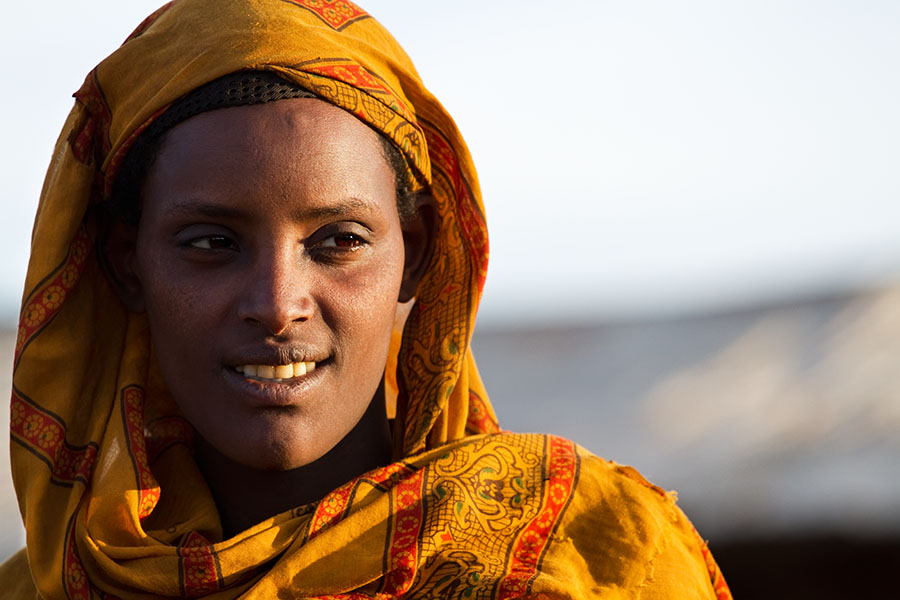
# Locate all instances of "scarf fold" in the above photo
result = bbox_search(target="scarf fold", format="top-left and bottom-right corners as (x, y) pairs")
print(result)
(7, 1), (730, 598)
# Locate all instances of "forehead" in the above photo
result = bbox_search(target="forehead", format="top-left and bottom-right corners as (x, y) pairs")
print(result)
(159, 98), (385, 171)
(143, 98), (395, 213)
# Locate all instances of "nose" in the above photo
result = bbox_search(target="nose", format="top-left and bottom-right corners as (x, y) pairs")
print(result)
(237, 242), (314, 336)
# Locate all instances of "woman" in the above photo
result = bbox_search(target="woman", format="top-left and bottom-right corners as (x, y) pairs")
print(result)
(1, 1), (731, 597)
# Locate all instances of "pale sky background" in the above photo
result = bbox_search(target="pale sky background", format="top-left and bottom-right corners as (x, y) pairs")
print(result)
(2, 0), (899, 326)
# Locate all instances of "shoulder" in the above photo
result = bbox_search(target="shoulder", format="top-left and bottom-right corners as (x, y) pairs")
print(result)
(0, 548), (40, 599)
(457, 433), (729, 599)
(551, 443), (729, 599)
(464, 433), (689, 530)
(413, 433), (729, 598)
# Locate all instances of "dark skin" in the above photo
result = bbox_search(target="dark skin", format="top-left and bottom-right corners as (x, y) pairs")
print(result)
(194, 381), (392, 535)
(105, 98), (431, 538)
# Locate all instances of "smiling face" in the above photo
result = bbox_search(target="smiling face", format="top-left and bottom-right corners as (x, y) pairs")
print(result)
(125, 98), (420, 471)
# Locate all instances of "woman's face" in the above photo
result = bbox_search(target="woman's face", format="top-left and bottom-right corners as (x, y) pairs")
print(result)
(130, 98), (415, 471)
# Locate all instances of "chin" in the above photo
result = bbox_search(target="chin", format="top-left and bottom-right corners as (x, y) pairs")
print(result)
(237, 446), (293, 471)
(212, 427), (321, 472)
(236, 442), (323, 472)
(250, 455), (304, 472)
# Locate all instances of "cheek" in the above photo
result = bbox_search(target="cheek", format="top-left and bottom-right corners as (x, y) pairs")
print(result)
(323, 246), (405, 325)
(317, 246), (405, 375)
(137, 257), (227, 369)
(137, 241), (229, 316)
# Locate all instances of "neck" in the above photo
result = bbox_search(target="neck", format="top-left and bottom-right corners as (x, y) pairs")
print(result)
(195, 385), (393, 539)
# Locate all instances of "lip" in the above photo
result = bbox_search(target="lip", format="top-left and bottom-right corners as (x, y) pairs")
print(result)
(222, 358), (330, 408)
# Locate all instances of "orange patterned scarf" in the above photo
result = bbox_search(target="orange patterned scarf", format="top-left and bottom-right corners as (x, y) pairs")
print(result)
(4, 1), (730, 597)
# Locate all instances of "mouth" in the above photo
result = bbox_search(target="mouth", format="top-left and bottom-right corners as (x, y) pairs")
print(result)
(234, 361), (317, 382)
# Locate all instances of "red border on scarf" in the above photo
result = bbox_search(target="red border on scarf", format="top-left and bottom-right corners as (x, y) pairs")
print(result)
(10, 391), (98, 486)
(179, 531), (221, 597)
(15, 227), (91, 366)
(121, 386), (160, 520)
(380, 467), (426, 595)
(308, 462), (415, 540)
(497, 436), (577, 598)
(465, 390), (501, 435)
(282, 0), (371, 31)
(422, 125), (489, 291)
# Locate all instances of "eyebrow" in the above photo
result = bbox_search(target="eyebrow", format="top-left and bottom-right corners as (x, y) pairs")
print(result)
(166, 200), (245, 219)
(293, 196), (371, 221)
(165, 196), (374, 221)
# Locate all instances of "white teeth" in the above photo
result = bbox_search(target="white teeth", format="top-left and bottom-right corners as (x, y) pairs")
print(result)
(274, 364), (293, 379)
(236, 362), (317, 381)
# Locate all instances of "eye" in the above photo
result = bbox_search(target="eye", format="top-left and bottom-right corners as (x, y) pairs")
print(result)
(188, 234), (238, 250)
(319, 232), (366, 250)
(307, 226), (372, 263)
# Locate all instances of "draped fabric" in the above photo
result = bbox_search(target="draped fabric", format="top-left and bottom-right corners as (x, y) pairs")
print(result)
(3, 1), (731, 598)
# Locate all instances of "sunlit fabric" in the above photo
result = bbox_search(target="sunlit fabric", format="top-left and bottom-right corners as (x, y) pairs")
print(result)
(0, 1), (729, 597)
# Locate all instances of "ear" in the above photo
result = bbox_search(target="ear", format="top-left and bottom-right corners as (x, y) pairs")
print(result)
(99, 219), (146, 312)
(399, 194), (436, 303)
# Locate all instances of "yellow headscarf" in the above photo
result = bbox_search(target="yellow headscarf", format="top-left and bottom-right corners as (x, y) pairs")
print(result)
(4, 1), (731, 597)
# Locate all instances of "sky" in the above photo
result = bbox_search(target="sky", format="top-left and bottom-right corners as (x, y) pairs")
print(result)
(2, 0), (899, 326)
